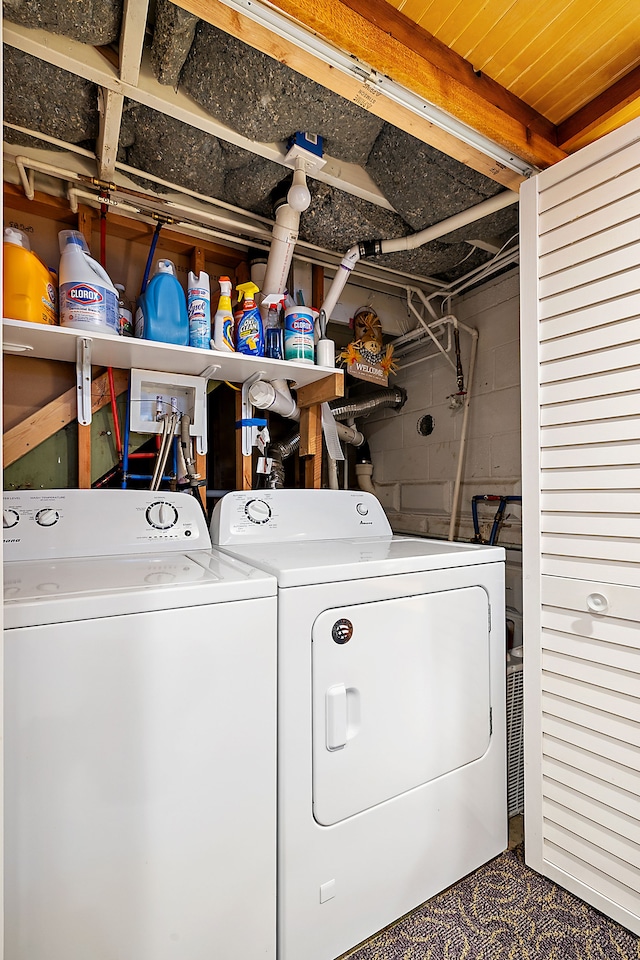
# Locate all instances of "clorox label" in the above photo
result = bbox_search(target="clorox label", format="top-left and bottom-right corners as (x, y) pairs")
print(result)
(60, 280), (119, 333)
(68, 284), (103, 304)
(291, 317), (313, 332)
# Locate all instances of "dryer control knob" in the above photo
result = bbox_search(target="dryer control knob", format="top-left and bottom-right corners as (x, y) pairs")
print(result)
(356, 502), (369, 516)
(245, 499), (272, 524)
(146, 501), (179, 530)
(35, 508), (59, 527)
(3, 508), (20, 529)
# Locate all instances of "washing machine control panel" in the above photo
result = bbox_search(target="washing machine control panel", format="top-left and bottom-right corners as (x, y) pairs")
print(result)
(3, 489), (211, 561)
(211, 489), (392, 545)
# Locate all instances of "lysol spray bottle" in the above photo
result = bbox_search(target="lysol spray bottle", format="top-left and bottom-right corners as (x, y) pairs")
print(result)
(212, 276), (235, 352)
(187, 270), (211, 349)
(235, 281), (264, 356)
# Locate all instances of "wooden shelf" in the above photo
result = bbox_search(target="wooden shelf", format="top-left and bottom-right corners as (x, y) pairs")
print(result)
(2, 318), (344, 393)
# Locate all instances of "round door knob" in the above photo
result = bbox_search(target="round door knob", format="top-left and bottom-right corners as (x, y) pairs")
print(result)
(586, 592), (609, 614)
(3, 509), (19, 529)
(35, 508), (59, 527)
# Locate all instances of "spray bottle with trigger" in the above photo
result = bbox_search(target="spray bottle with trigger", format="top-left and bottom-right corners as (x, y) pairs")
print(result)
(262, 293), (286, 360)
(212, 276), (235, 352)
(235, 281), (264, 356)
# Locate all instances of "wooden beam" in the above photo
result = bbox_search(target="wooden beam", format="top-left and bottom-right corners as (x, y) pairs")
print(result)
(235, 392), (253, 490)
(300, 404), (323, 488)
(191, 246), (206, 276)
(195, 451), (208, 510)
(3, 369), (129, 468)
(338, 0), (558, 144)
(297, 372), (344, 408)
(97, 88), (124, 181)
(119, 0), (150, 86)
(179, 0), (565, 178)
(78, 423), (92, 488)
(312, 264), (325, 312)
(557, 65), (640, 151)
(177, 0), (528, 188)
(3, 184), (247, 269)
(77, 204), (93, 245)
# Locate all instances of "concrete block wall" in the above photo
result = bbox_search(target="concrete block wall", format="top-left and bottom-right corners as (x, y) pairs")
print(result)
(362, 266), (523, 625)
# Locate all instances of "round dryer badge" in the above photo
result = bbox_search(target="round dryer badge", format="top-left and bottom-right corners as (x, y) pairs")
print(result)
(332, 618), (353, 644)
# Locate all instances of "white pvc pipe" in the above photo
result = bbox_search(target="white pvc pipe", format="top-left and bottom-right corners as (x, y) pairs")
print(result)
(320, 191), (519, 320)
(355, 462), (377, 497)
(260, 160), (311, 316)
(319, 244), (361, 320)
(380, 192), (519, 254)
(248, 379), (299, 419)
(448, 327), (479, 541)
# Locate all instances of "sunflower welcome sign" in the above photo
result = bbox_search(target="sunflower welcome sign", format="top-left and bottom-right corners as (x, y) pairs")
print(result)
(339, 307), (396, 385)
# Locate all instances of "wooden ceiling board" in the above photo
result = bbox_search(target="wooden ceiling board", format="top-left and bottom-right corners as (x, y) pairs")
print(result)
(504, 1), (639, 112)
(387, 0), (640, 127)
(532, 37), (640, 121)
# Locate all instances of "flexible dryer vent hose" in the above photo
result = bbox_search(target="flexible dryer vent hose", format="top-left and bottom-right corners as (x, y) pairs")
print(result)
(330, 386), (406, 421)
(266, 386), (407, 489)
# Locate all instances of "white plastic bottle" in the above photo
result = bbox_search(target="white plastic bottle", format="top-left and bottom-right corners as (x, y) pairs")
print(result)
(58, 230), (119, 334)
(187, 270), (211, 350)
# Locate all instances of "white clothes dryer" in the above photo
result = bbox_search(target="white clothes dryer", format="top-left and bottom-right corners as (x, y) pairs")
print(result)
(3, 488), (277, 960)
(211, 488), (507, 960)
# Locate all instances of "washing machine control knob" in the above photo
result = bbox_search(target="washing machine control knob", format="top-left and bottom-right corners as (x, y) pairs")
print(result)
(36, 508), (59, 527)
(146, 501), (179, 530)
(3, 508), (20, 529)
(356, 502), (369, 516)
(245, 499), (272, 524)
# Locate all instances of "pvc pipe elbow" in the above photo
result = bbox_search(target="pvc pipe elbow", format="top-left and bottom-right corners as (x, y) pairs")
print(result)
(355, 462), (376, 496)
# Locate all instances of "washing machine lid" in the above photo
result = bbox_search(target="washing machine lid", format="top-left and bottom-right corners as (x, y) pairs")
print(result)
(3, 549), (276, 628)
(218, 535), (504, 587)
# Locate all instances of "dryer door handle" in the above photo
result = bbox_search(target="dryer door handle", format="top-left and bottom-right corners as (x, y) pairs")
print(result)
(326, 684), (347, 750)
(326, 684), (361, 751)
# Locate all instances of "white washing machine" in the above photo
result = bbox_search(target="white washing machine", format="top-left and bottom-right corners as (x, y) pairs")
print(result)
(211, 489), (507, 960)
(3, 488), (277, 960)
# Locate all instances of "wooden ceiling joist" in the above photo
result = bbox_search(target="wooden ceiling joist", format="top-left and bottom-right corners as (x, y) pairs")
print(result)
(556, 65), (640, 151)
(181, 0), (566, 175)
(178, 0), (527, 189)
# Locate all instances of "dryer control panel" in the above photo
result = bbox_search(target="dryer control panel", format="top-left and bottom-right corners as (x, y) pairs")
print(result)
(3, 489), (211, 561)
(211, 489), (392, 545)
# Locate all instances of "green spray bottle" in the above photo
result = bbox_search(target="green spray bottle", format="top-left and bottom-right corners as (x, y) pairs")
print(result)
(235, 281), (264, 356)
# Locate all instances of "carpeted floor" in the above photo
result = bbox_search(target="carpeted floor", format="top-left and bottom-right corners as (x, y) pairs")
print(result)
(343, 845), (640, 959)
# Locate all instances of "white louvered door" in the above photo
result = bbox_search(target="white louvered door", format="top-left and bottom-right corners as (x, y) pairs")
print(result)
(520, 116), (640, 935)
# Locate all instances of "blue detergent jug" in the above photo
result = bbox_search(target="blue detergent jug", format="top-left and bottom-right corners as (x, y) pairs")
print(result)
(135, 259), (189, 345)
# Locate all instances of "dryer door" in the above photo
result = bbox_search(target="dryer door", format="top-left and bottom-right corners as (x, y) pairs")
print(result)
(312, 586), (492, 825)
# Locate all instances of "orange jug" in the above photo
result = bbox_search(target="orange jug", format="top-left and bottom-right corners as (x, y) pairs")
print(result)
(3, 227), (57, 325)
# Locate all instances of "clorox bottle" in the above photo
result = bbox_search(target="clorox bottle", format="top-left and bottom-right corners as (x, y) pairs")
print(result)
(3, 227), (57, 325)
(58, 230), (119, 334)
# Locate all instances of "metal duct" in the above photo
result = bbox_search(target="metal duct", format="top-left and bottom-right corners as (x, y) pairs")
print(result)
(330, 386), (407, 421)
(266, 387), (407, 488)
